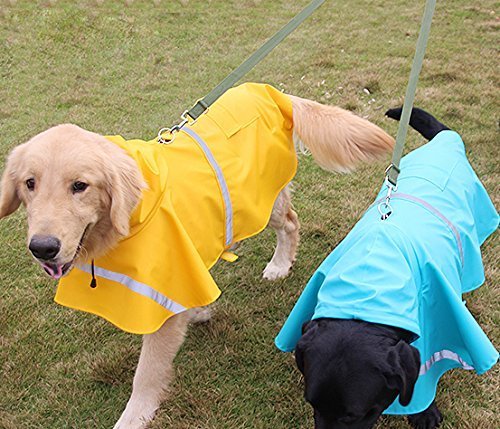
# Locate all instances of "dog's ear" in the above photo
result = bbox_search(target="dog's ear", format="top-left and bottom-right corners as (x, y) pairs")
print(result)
(105, 149), (145, 237)
(0, 146), (25, 219)
(302, 320), (315, 334)
(384, 340), (420, 406)
(295, 342), (305, 374)
(295, 321), (319, 374)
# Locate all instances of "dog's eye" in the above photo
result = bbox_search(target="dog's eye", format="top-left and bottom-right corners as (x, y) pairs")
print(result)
(26, 178), (35, 191)
(72, 181), (89, 193)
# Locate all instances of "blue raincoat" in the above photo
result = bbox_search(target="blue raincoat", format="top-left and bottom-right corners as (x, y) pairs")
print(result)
(275, 130), (498, 415)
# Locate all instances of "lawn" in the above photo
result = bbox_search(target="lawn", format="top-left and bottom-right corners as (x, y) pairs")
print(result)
(0, 1), (498, 428)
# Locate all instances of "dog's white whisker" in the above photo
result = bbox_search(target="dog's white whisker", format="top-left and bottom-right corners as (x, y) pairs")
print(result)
(79, 246), (89, 262)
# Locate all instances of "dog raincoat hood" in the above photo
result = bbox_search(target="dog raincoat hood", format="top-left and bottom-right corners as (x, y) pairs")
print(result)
(275, 131), (498, 414)
(55, 83), (297, 334)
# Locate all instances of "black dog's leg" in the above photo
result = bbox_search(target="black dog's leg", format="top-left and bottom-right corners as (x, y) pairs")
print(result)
(407, 400), (443, 429)
(385, 107), (450, 140)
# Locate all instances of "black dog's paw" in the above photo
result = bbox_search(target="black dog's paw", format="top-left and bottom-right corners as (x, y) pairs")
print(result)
(385, 107), (403, 120)
(407, 401), (443, 429)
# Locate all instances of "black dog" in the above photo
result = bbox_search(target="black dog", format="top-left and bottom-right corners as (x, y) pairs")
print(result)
(295, 319), (440, 429)
(277, 107), (498, 429)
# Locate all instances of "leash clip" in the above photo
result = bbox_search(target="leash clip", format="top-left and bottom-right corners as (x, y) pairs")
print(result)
(157, 110), (192, 144)
(378, 175), (397, 220)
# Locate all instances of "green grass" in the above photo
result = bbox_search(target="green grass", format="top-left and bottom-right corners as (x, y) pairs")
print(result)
(0, 1), (498, 428)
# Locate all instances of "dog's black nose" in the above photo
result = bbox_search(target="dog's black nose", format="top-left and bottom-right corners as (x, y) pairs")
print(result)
(29, 235), (61, 260)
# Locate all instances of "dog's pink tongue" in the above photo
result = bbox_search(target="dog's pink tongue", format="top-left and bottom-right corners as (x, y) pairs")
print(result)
(42, 263), (63, 280)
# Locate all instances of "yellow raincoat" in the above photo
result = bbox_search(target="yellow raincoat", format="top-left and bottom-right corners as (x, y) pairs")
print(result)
(55, 83), (297, 334)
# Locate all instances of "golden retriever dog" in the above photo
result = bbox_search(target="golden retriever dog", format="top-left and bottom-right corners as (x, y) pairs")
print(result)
(0, 83), (393, 429)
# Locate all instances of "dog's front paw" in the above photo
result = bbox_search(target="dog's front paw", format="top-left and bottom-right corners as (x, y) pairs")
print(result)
(407, 401), (443, 429)
(262, 261), (292, 280)
(113, 402), (157, 429)
(113, 415), (152, 429)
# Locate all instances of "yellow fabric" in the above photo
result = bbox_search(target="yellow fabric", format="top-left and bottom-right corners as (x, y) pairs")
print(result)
(55, 83), (297, 334)
(220, 251), (239, 262)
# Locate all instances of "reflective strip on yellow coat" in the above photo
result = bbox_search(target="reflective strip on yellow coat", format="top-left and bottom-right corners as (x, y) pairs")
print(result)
(55, 83), (297, 334)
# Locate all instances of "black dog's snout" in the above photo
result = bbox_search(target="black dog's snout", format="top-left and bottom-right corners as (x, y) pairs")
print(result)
(29, 235), (61, 260)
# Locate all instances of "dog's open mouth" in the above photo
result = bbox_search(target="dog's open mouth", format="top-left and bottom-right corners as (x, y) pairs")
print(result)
(41, 261), (73, 279)
(39, 225), (90, 280)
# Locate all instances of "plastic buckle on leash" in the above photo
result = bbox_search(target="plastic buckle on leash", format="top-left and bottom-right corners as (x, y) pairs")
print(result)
(157, 110), (192, 144)
(384, 163), (400, 188)
(378, 173), (398, 221)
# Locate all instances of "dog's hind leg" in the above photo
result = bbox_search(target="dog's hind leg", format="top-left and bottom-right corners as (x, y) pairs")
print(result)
(263, 185), (300, 280)
(113, 311), (191, 429)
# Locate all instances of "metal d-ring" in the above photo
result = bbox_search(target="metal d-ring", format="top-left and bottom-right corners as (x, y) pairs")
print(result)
(378, 200), (393, 220)
(378, 177), (398, 220)
(157, 127), (174, 144)
(157, 110), (192, 144)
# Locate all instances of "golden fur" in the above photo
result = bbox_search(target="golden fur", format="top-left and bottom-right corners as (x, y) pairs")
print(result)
(0, 95), (393, 429)
(0, 125), (145, 264)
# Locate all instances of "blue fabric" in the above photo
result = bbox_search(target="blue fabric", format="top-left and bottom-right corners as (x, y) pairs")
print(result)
(275, 131), (499, 415)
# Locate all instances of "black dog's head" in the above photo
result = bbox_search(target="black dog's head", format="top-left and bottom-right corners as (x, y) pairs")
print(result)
(295, 318), (420, 429)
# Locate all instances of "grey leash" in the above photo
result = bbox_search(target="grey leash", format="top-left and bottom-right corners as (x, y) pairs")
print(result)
(379, 0), (437, 220)
(158, 0), (326, 143)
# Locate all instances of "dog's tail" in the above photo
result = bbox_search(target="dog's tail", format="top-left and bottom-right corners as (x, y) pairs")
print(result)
(289, 95), (394, 173)
(385, 107), (450, 141)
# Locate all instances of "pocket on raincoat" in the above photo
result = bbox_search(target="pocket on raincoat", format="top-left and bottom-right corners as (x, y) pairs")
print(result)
(206, 102), (258, 139)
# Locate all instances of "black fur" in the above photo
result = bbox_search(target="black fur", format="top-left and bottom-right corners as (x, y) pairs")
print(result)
(385, 107), (449, 140)
(294, 108), (450, 428)
(296, 319), (421, 429)
(407, 401), (443, 429)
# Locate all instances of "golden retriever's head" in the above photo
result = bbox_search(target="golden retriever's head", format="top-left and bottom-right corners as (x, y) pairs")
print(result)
(0, 124), (144, 279)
